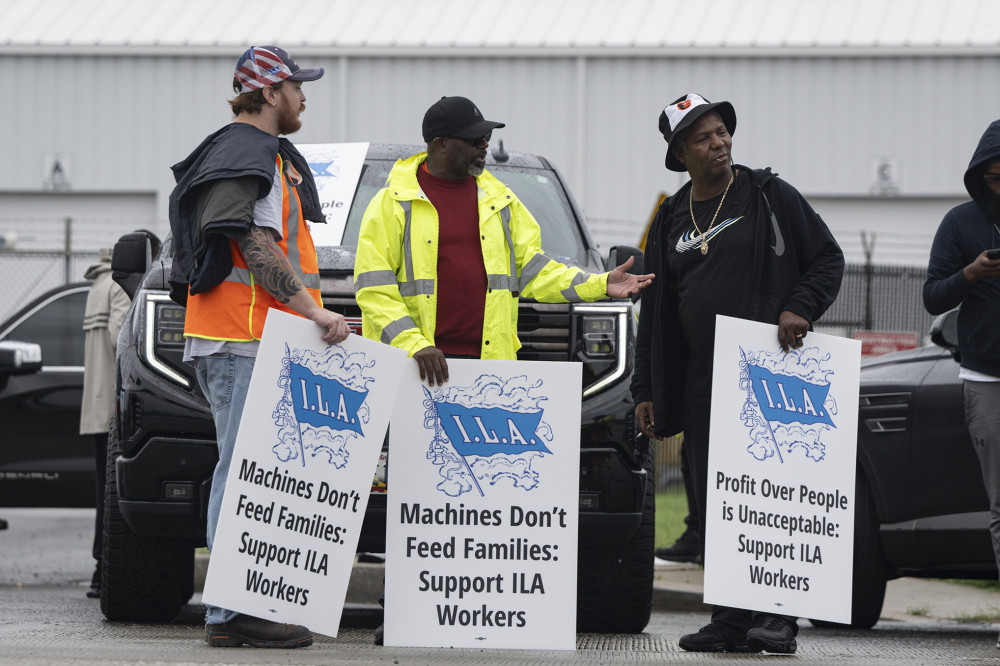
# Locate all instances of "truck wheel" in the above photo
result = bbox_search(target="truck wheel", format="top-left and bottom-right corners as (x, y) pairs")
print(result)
(100, 415), (195, 621)
(576, 452), (654, 633)
(809, 466), (887, 629)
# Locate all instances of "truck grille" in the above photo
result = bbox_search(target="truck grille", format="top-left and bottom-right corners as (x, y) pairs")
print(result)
(516, 302), (572, 362)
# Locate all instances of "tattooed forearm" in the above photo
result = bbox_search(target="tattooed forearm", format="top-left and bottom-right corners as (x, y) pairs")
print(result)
(236, 227), (305, 305)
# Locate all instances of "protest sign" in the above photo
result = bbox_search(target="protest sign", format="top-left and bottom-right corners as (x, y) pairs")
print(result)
(299, 142), (369, 247)
(201, 310), (406, 637)
(384, 359), (581, 650)
(704, 315), (861, 623)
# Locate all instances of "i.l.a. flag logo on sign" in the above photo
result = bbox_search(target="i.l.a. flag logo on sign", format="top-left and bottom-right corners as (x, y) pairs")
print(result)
(289, 360), (368, 436)
(705, 315), (860, 624)
(745, 363), (834, 428)
(428, 390), (551, 497)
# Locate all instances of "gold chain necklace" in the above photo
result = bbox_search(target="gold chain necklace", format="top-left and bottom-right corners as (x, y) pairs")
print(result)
(689, 171), (735, 255)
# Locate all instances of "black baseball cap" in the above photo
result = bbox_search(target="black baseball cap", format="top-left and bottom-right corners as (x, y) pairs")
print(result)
(422, 96), (505, 142)
(659, 93), (737, 172)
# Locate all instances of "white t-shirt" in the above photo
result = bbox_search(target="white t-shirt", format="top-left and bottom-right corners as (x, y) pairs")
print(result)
(959, 367), (1000, 382)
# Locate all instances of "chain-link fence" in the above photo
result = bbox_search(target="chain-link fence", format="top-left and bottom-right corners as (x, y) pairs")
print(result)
(0, 217), (164, 320)
(818, 263), (936, 343)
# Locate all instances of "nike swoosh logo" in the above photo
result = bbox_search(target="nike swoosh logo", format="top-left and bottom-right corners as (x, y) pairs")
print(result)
(770, 211), (785, 256)
(674, 216), (745, 253)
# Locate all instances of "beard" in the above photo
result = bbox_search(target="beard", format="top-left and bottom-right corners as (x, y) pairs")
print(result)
(277, 101), (303, 135)
(467, 150), (487, 177)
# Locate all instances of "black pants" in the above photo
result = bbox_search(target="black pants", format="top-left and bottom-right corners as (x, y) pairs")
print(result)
(679, 441), (701, 538)
(92, 433), (107, 563)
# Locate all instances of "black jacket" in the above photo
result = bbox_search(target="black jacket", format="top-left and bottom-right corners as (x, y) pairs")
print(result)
(923, 120), (1000, 377)
(167, 122), (324, 303)
(630, 166), (845, 438)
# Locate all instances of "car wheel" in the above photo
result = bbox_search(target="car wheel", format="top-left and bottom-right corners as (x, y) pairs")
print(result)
(100, 414), (195, 621)
(808, 465), (887, 629)
(576, 450), (654, 633)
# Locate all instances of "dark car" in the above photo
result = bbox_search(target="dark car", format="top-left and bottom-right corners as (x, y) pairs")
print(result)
(0, 283), (93, 507)
(832, 308), (994, 629)
(102, 143), (654, 633)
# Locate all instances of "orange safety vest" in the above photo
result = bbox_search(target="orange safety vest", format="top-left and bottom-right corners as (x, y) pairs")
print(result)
(184, 155), (322, 342)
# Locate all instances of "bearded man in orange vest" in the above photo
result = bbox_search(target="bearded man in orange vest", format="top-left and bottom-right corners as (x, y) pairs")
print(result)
(167, 45), (350, 649)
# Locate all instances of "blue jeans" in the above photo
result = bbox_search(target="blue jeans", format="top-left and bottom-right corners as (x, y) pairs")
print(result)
(193, 353), (256, 625)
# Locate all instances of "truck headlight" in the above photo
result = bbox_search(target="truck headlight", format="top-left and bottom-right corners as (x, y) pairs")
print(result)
(581, 315), (616, 358)
(142, 293), (190, 388)
(574, 304), (629, 397)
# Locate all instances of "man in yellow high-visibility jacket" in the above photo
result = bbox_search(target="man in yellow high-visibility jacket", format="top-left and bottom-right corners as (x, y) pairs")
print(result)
(354, 96), (653, 386)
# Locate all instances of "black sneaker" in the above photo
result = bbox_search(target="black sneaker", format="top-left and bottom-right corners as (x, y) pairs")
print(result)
(374, 624), (384, 645)
(654, 529), (702, 564)
(678, 622), (757, 653)
(205, 615), (313, 648)
(746, 615), (798, 654)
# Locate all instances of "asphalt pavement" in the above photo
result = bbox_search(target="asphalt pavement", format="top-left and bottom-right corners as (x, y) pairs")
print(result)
(6, 508), (1000, 665)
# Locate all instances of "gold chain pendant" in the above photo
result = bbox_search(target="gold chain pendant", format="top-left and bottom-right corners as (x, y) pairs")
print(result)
(689, 171), (735, 258)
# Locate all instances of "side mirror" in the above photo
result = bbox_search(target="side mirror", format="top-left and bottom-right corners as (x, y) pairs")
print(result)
(606, 245), (645, 303)
(0, 341), (43, 391)
(929, 308), (960, 362)
(111, 232), (155, 299)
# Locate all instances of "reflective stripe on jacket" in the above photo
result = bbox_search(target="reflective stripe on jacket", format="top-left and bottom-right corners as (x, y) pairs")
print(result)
(184, 155), (322, 341)
(354, 153), (609, 360)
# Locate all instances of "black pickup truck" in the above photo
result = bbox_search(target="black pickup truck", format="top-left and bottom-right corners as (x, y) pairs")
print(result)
(102, 143), (653, 633)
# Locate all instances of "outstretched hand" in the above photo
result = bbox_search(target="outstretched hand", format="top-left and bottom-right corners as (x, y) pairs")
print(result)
(606, 256), (654, 299)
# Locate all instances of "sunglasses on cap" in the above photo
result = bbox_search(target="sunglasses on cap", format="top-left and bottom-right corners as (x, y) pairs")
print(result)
(450, 131), (492, 148)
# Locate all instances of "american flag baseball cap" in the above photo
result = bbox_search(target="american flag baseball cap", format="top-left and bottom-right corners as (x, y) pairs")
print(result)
(234, 46), (324, 93)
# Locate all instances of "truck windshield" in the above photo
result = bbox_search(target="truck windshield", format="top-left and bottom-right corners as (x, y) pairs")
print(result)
(341, 160), (590, 267)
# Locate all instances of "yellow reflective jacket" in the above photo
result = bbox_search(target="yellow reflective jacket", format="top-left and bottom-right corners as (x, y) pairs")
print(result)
(354, 153), (609, 360)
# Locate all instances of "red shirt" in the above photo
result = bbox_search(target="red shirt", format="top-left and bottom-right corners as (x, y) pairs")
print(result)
(416, 163), (487, 356)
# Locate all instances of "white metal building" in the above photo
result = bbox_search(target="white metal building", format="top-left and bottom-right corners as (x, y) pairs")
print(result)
(2, 0), (1000, 266)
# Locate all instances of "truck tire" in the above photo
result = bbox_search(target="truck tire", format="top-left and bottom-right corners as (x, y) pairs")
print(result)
(100, 415), (195, 621)
(808, 466), (887, 630)
(576, 452), (654, 633)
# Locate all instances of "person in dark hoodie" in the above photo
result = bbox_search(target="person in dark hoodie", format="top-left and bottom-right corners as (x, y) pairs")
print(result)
(167, 45), (350, 649)
(631, 93), (844, 654)
(924, 120), (1000, 648)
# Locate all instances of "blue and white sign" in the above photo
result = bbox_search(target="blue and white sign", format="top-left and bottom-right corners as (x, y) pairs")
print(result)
(202, 310), (406, 637)
(704, 315), (861, 623)
(300, 142), (369, 247)
(384, 360), (581, 650)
